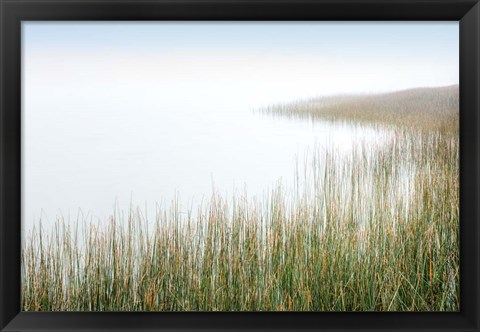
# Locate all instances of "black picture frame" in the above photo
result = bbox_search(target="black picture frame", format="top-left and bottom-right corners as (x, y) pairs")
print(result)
(1, 0), (479, 331)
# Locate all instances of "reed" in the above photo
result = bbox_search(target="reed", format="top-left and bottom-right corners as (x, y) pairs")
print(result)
(259, 85), (459, 133)
(21, 86), (459, 311)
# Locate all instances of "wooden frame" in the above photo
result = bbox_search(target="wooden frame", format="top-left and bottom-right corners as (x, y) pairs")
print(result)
(1, 0), (479, 331)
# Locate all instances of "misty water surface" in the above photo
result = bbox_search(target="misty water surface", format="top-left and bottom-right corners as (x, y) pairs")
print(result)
(22, 92), (392, 232)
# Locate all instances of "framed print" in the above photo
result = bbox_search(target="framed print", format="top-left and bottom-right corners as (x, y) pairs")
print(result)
(1, 0), (479, 331)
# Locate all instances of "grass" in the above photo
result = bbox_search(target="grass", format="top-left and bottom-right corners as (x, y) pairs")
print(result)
(259, 85), (459, 132)
(21, 85), (459, 311)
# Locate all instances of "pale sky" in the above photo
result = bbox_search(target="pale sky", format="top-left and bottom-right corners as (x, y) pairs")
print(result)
(23, 22), (458, 107)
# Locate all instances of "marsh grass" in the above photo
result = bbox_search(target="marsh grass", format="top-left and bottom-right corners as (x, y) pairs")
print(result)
(22, 86), (459, 311)
(260, 85), (459, 133)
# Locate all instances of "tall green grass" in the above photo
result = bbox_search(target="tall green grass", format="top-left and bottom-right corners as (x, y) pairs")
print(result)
(21, 86), (459, 311)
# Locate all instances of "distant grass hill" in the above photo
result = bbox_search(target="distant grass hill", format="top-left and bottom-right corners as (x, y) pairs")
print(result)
(260, 85), (459, 132)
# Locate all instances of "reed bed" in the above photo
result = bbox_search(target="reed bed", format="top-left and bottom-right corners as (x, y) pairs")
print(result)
(22, 86), (459, 311)
(260, 85), (459, 133)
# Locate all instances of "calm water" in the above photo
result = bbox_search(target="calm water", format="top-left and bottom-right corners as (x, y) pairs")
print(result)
(22, 90), (392, 233)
